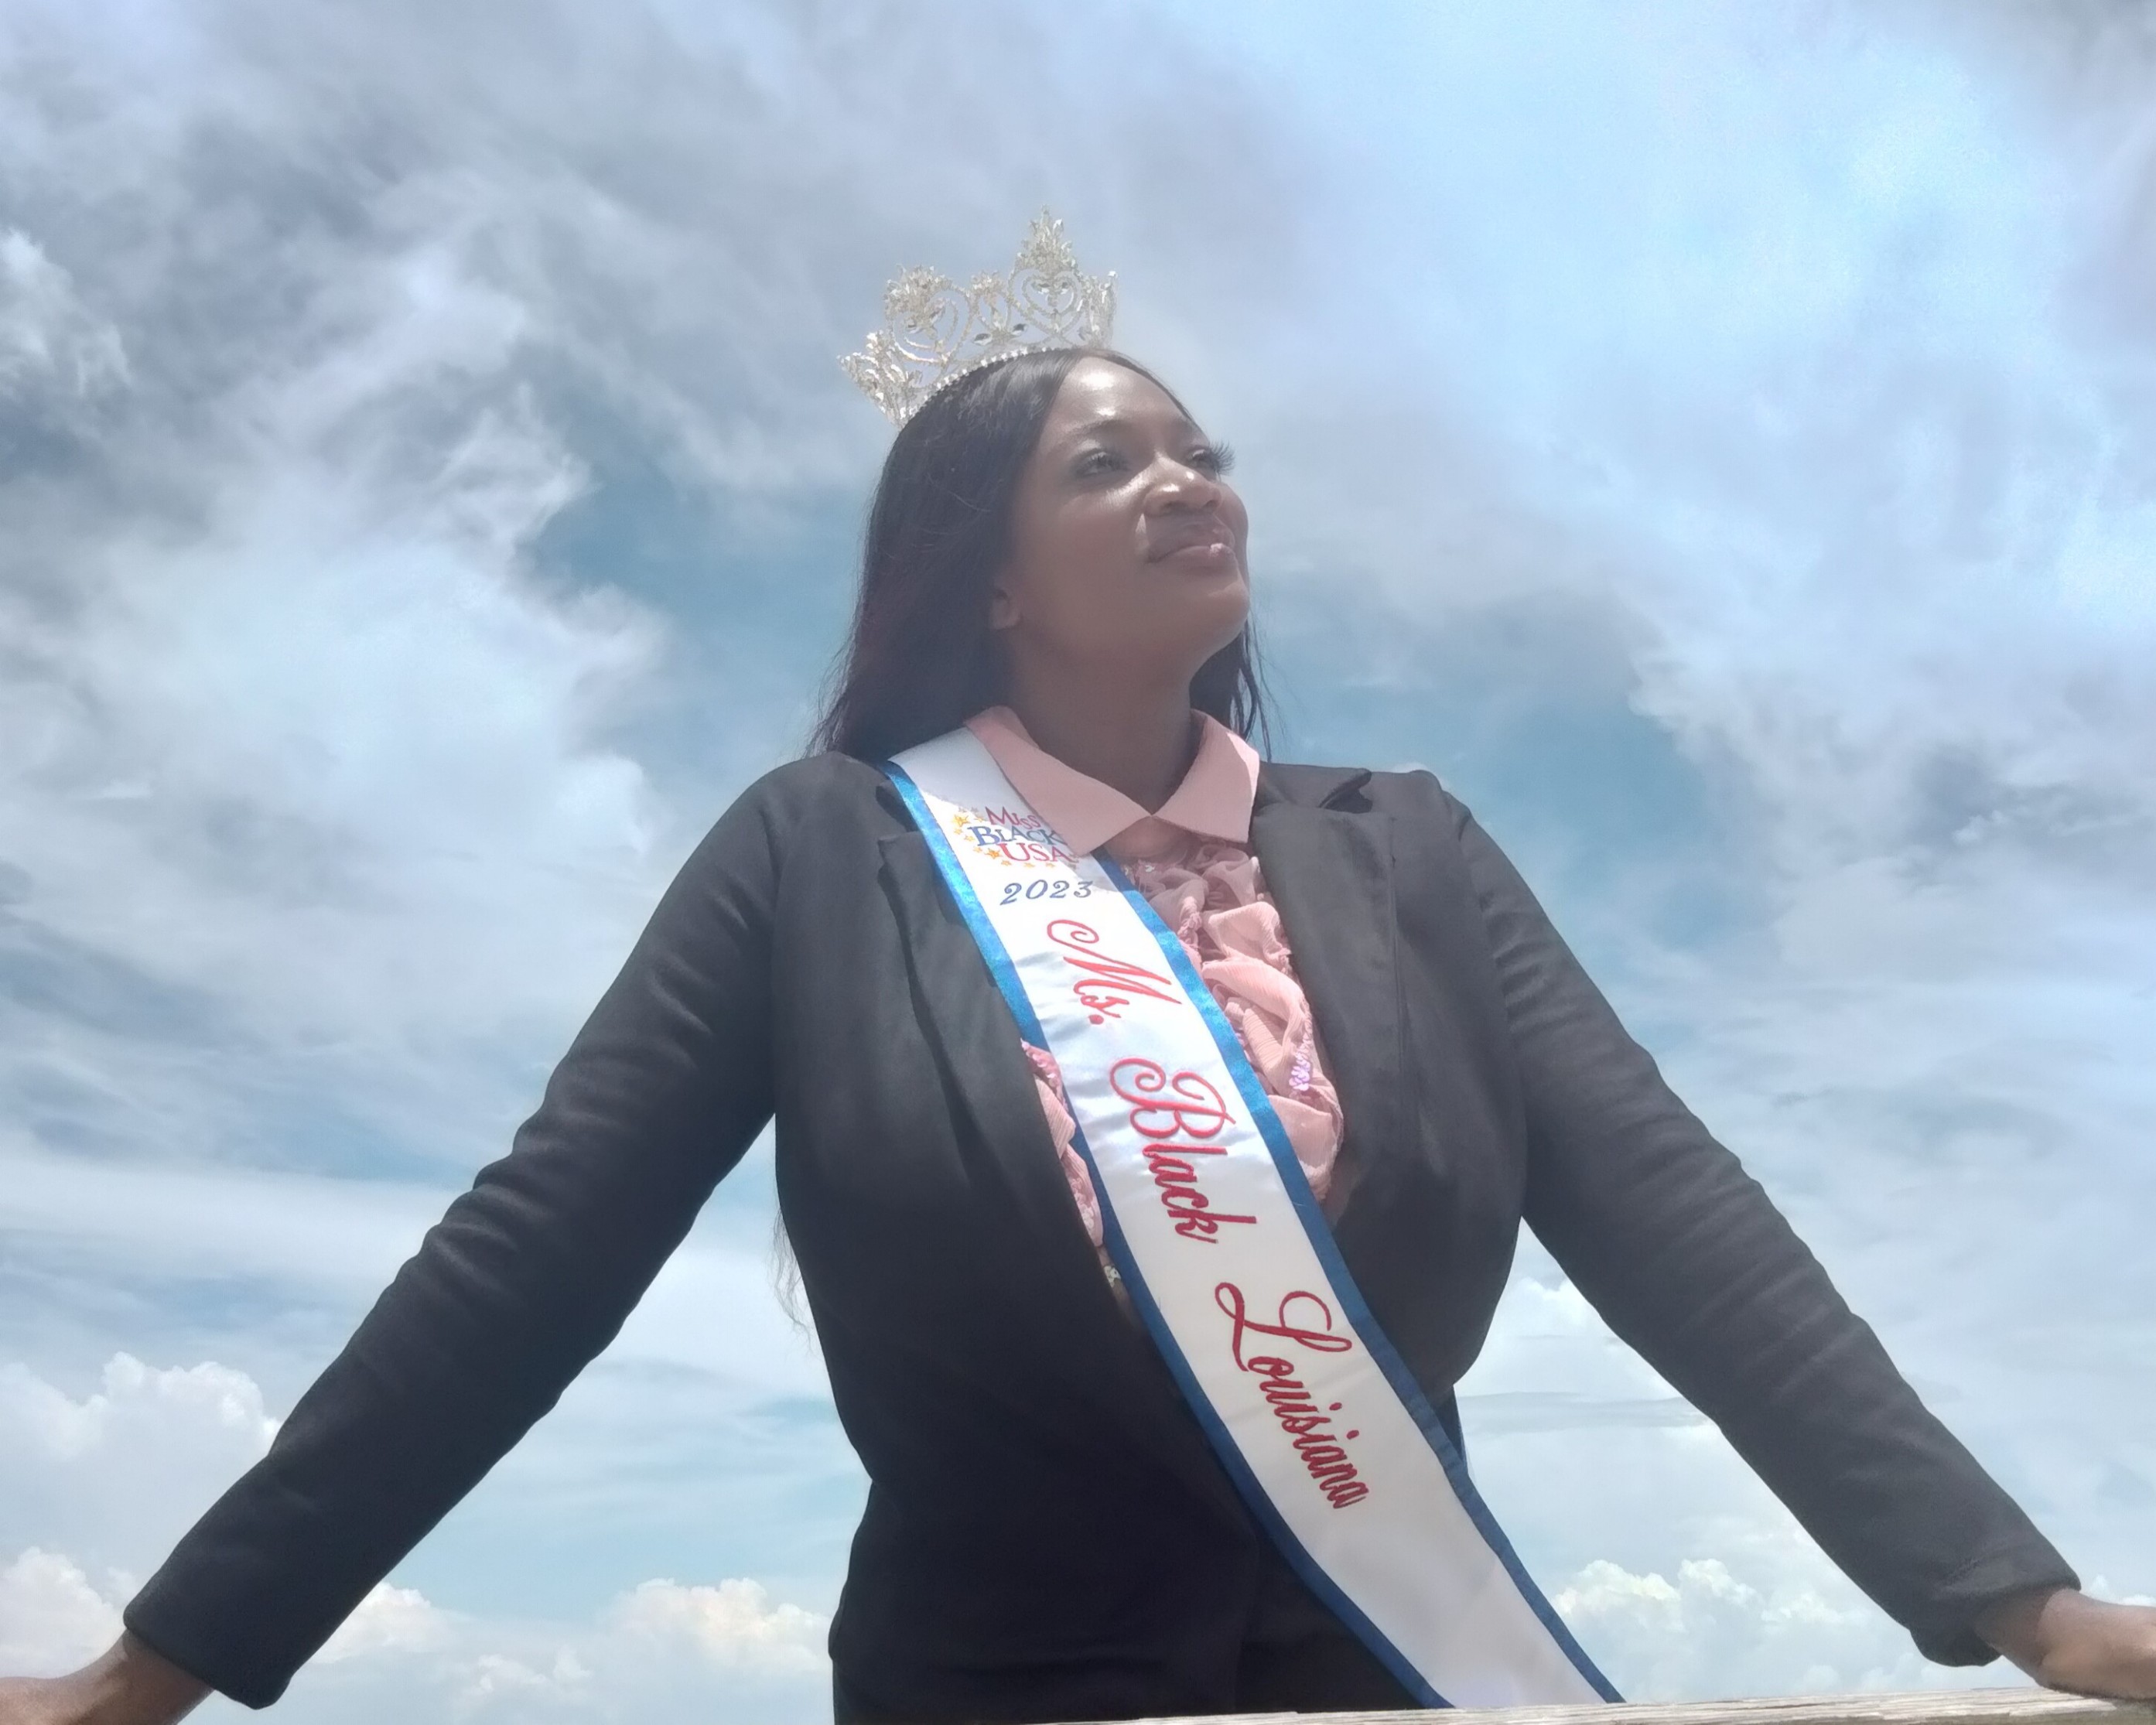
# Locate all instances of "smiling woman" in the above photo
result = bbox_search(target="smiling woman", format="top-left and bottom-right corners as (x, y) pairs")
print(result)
(5, 224), (2155, 1725)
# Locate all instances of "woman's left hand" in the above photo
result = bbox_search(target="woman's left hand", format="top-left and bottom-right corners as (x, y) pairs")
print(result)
(1977, 1587), (2156, 1699)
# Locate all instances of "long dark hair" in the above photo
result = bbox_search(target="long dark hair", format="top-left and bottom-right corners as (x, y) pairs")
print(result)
(812, 346), (1269, 761)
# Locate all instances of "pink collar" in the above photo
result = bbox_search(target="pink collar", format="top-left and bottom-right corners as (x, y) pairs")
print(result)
(963, 705), (1262, 859)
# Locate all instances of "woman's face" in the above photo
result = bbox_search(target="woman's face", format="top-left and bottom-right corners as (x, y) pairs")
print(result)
(991, 357), (1250, 695)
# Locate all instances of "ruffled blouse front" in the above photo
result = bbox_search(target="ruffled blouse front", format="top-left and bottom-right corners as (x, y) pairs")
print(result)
(1023, 835), (1343, 1252)
(958, 708), (1345, 1255)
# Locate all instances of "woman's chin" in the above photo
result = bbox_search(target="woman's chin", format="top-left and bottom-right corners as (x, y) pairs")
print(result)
(1155, 552), (1252, 623)
(1185, 582), (1254, 661)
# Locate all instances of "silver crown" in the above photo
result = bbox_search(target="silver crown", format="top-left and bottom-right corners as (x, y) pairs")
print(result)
(841, 212), (1117, 425)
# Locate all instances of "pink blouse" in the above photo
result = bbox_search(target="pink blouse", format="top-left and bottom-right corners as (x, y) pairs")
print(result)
(965, 709), (1345, 1255)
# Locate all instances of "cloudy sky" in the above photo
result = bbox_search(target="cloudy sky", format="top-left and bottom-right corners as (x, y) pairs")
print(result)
(4, 0), (2154, 1718)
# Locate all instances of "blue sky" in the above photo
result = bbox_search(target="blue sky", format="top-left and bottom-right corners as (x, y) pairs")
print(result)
(2, 1), (2153, 1718)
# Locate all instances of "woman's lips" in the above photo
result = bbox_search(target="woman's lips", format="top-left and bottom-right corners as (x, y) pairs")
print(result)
(1150, 520), (1235, 562)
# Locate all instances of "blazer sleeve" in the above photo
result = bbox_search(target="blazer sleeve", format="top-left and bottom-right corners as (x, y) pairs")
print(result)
(1444, 788), (2076, 1667)
(121, 780), (788, 1708)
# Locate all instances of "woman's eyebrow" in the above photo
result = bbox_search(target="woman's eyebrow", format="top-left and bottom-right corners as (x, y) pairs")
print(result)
(1061, 412), (1205, 445)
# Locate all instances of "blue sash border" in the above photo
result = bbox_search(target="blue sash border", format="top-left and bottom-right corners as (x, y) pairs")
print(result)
(884, 757), (1618, 1708)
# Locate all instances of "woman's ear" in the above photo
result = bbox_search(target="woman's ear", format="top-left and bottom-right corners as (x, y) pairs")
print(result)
(988, 573), (1020, 631)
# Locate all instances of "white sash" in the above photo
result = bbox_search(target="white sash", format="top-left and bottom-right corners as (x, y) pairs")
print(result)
(886, 728), (1617, 1709)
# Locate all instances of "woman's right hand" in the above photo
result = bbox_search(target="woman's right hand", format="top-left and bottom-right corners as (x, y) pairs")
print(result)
(0, 1636), (211, 1725)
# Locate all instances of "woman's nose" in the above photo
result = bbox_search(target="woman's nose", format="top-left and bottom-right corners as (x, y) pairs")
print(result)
(1147, 457), (1223, 511)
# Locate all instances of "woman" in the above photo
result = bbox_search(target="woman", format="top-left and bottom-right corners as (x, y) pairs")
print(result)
(5, 343), (2154, 1725)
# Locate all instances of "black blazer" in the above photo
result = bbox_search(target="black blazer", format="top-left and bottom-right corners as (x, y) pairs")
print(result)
(124, 754), (2075, 1716)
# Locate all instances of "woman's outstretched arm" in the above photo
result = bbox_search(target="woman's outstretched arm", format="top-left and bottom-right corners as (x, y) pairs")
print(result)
(15, 778), (794, 1713)
(0, 1634), (210, 1725)
(1444, 784), (2156, 1697)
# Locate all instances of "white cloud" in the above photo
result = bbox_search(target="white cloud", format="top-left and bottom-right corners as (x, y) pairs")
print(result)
(0, 1549), (122, 1675)
(1553, 1545), (1985, 1701)
(0, 1344), (826, 1716)
(0, 1549), (831, 1723)
(268, 1577), (827, 1723)
(318, 1584), (455, 1665)
(0, 1354), (276, 1463)
(610, 1578), (826, 1674)
(0, 360), (671, 1164)
(0, 1354), (280, 1590)
(0, 227), (128, 403)
(451, 1648), (592, 1715)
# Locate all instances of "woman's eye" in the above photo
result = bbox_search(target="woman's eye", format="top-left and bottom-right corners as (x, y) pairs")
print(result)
(1073, 442), (1233, 480)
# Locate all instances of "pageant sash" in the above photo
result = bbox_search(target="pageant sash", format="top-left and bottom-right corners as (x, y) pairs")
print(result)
(885, 729), (1617, 1709)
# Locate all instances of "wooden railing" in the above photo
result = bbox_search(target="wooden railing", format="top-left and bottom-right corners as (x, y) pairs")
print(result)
(1083, 1691), (2156, 1725)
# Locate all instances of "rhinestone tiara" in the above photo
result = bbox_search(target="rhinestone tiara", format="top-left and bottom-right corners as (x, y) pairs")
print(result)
(840, 212), (1116, 425)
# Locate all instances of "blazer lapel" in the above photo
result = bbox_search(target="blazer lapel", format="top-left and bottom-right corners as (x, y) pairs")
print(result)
(876, 819), (1257, 1522)
(1248, 771), (1411, 1243)
(874, 826), (1095, 1245)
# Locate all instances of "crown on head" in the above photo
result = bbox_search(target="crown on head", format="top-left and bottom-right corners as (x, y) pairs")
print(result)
(841, 212), (1117, 425)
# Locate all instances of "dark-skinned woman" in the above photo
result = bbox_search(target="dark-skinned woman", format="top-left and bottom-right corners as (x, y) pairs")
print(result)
(6, 225), (2153, 1725)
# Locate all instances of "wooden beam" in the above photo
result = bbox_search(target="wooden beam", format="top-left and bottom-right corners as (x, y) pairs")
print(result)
(1075, 1690), (2156, 1725)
